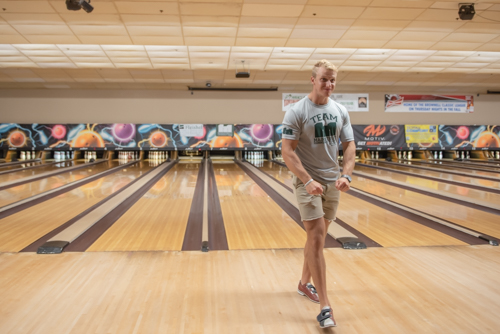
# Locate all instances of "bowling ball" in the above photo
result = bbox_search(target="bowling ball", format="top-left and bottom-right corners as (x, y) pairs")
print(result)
(150, 131), (167, 147)
(9, 130), (26, 147)
(113, 123), (135, 142)
(211, 133), (243, 148)
(73, 131), (105, 148)
(456, 126), (470, 140)
(251, 124), (273, 142)
(52, 125), (66, 139)
(475, 132), (500, 148)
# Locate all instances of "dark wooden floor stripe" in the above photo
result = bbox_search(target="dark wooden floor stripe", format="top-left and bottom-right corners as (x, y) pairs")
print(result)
(236, 161), (342, 248)
(64, 161), (177, 252)
(356, 162), (500, 194)
(0, 160), (107, 192)
(0, 159), (41, 167)
(207, 160), (229, 251)
(182, 160), (205, 251)
(347, 190), (487, 245)
(0, 160), (137, 221)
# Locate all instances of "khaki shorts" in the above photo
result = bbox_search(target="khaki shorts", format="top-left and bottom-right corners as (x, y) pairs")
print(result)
(292, 176), (340, 222)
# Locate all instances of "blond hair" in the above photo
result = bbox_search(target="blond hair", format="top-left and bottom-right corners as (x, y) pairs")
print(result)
(312, 59), (337, 78)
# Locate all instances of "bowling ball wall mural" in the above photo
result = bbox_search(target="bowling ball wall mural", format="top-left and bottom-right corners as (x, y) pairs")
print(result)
(136, 124), (207, 149)
(470, 125), (500, 148)
(32, 124), (70, 149)
(438, 125), (500, 149)
(66, 124), (112, 149)
(0, 123), (33, 148)
(202, 124), (274, 150)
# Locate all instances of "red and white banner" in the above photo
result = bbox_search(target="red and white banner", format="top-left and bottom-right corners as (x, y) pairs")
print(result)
(385, 94), (474, 113)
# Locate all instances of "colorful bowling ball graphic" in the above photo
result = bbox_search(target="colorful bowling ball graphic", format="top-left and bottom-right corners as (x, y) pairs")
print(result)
(211, 133), (243, 148)
(8, 130), (26, 147)
(72, 130), (105, 148)
(456, 126), (470, 140)
(195, 126), (206, 140)
(475, 131), (500, 148)
(112, 123), (135, 143)
(52, 125), (66, 140)
(149, 131), (167, 147)
(251, 124), (273, 143)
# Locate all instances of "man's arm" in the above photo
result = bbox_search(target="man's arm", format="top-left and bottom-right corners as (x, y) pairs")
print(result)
(282, 138), (323, 195)
(335, 140), (356, 192)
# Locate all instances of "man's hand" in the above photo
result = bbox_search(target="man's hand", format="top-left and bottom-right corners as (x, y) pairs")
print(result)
(335, 177), (350, 192)
(306, 180), (323, 195)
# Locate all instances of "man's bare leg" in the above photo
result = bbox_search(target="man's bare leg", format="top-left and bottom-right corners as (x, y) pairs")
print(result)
(300, 218), (332, 287)
(302, 217), (331, 309)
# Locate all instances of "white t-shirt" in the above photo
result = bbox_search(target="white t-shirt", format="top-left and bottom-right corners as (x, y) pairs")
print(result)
(282, 96), (354, 184)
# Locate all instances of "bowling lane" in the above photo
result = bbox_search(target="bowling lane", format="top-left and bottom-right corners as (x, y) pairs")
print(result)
(0, 161), (154, 252)
(361, 161), (500, 189)
(0, 160), (122, 208)
(260, 162), (466, 247)
(214, 162), (306, 250)
(87, 163), (199, 252)
(354, 165), (500, 208)
(409, 160), (500, 173)
(352, 174), (500, 239)
(0, 161), (43, 172)
(258, 160), (294, 188)
(0, 160), (88, 185)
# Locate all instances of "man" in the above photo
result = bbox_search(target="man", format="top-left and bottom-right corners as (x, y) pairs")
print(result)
(281, 59), (356, 328)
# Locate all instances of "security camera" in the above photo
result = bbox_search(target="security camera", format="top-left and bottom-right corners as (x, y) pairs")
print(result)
(206, 82), (211, 88)
(66, 0), (94, 13)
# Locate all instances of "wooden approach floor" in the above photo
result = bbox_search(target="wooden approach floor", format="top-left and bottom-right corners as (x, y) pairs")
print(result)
(0, 246), (499, 334)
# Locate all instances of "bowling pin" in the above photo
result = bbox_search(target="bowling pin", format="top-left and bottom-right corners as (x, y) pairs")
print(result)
(439, 151), (443, 159)
(460, 151), (464, 159)
(398, 151), (401, 159)
(21, 151), (25, 160)
(408, 151), (412, 160)
(375, 151), (379, 159)
(403, 151), (407, 159)
(496, 151), (499, 159)
(466, 151), (470, 159)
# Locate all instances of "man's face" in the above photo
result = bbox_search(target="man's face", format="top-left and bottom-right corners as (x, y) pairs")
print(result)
(311, 67), (336, 98)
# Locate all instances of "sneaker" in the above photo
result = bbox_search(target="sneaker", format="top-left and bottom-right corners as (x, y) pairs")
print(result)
(297, 281), (320, 304)
(317, 306), (336, 328)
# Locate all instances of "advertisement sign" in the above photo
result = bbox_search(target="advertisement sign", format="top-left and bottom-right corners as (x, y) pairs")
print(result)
(405, 125), (439, 147)
(353, 125), (406, 150)
(283, 93), (369, 112)
(137, 124), (207, 150)
(385, 94), (474, 113)
(179, 124), (204, 138)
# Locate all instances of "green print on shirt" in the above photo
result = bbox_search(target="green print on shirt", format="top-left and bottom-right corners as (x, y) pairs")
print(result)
(314, 122), (337, 145)
(283, 127), (293, 135)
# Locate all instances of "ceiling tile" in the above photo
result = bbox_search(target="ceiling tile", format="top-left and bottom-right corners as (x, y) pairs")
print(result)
(286, 39), (337, 48)
(383, 41), (436, 49)
(185, 37), (235, 46)
(238, 28), (291, 38)
(0, 13), (65, 25)
(0, 1), (55, 13)
(404, 21), (465, 32)
(183, 27), (237, 37)
(349, 19), (409, 31)
(239, 17), (296, 28)
(180, 3), (242, 16)
(24, 35), (81, 44)
(290, 29), (345, 39)
(236, 38), (287, 47)
(295, 18), (354, 30)
(127, 26), (182, 36)
(115, 2), (179, 15)
(431, 42), (484, 51)
(131, 36), (184, 45)
(441, 33), (498, 43)
(121, 14), (180, 26)
(301, 5), (364, 19)
(360, 8), (425, 20)
(342, 30), (398, 40)
(78, 36), (133, 44)
(242, 4), (304, 17)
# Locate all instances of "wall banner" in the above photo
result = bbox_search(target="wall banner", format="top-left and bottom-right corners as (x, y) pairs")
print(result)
(385, 94), (474, 113)
(283, 93), (369, 112)
(353, 125), (406, 150)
